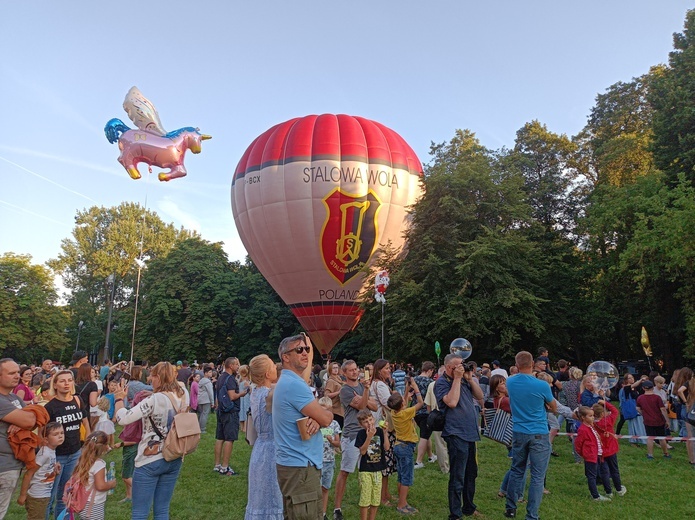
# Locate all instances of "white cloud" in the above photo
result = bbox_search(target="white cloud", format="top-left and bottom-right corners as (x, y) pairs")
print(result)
(156, 198), (201, 233)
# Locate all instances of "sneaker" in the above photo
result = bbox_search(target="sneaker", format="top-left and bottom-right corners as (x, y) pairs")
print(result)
(213, 464), (222, 472)
(550, 451), (560, 457)
(413, 462), (425, 469)
(646, 454), (654, 460)
(504, 510), (516, 518)
(220, 467), (237, 476)
(616, 486), (627, 496)
(606, 493), (614, 498)
(428, 455), (438, 463)
(333, 509), (343, 520)
(593, 495), (611, 502)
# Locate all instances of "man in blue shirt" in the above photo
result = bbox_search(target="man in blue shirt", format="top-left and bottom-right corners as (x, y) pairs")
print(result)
(273, 333), (333, 520)
(392, 364), (406, 396)
(434, 354), (484, 519)
(504, 351), (556, 520)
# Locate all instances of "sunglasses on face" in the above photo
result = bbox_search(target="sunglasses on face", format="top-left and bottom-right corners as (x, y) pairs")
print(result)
(288, 345), (311, 355)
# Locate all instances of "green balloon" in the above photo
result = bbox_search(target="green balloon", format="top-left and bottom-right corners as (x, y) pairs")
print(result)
(434, 341), (441, 356)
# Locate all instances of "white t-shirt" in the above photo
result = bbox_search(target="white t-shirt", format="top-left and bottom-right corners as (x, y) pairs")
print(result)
(115, 391), (188, 467)
(28, 446), (58, 498)
(86, 459), (109, 505)
(369, 381), (392, 423)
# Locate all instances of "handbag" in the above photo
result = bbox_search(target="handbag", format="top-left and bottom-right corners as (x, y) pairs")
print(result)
(483, 406), (513, 447)
(245, 409), (258, 446)
(427, 408), (446, 432)
(686, 400), (695, 426)
(621, 391), (638, 420)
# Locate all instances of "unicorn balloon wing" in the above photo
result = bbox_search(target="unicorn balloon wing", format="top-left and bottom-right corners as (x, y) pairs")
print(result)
(123, 86), (167, 136)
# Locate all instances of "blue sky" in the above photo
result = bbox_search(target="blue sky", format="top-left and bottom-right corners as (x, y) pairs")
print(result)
(0, 1), (690, 275)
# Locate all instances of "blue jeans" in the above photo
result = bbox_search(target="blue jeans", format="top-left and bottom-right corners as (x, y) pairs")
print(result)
(500, 447), (528, 500)
(505, 433), (550, 520)
(132, 457), (183, 520)
(47, 449), (81, 520)
(443, 436), (478, 518)
(393, 442), (416, 486)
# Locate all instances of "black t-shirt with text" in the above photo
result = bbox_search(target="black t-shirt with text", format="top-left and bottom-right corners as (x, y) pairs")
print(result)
(354, 426), (386, 472)
(44, 397), (84, 456)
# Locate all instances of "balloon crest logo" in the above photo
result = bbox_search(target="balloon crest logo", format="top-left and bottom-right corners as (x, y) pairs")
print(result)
(321, 188), (382, 285)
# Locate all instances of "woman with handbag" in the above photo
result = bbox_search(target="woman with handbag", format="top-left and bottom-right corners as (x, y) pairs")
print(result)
(369, 359), (397, 506)
(619, 374), (647, 445)
(113, 362), (188, 520)
(244, 354), (283, 520)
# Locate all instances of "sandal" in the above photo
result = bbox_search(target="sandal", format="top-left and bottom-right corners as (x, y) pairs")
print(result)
(381, 500), (393, 507)
(498, 492), (507, 498)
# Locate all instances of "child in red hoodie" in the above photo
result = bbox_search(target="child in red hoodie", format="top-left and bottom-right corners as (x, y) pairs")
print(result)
(575, 406), (613, 502)
(592, 401), (627, 497)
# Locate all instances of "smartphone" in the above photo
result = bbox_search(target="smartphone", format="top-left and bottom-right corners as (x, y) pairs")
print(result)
(364, 368), (370, 380)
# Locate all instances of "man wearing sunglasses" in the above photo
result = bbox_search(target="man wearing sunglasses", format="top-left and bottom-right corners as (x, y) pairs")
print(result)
(273, 333), (334, 520)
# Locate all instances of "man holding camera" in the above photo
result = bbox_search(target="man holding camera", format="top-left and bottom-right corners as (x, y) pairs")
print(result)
(435, 354), (484, 519)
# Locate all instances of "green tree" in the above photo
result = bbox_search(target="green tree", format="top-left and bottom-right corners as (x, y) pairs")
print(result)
(48, 202), (192, 360)
(511, 120), (580, 235)
(651, 9), (695, 185)
(136, 239), (296, 363)
(575, 72), (657, 187)
(0, 253), (68, 362)
(380, 130), (540, 363)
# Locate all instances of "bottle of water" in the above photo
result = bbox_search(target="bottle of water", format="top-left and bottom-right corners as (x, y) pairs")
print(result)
(107, 461), (116, 494)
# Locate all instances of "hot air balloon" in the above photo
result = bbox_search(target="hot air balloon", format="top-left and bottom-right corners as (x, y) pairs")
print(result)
(231, 114), (423, 355)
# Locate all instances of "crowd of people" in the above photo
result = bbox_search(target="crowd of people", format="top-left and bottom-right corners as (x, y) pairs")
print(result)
(1, 342), (694, 520)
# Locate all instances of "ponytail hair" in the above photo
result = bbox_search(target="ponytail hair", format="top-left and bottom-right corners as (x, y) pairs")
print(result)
(74, 431), (110, 485)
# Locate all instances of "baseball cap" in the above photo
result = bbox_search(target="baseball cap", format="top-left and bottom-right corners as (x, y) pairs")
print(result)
(72, 351), (88, 363)
(641, 380), (654, 389)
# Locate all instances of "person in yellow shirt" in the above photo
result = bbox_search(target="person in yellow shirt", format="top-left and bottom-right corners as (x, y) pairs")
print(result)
(387, 378), (424, 515)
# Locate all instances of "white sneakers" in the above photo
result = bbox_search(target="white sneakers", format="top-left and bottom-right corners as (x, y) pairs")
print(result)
(593, 495), (611, 502)
(413, 462), (425, 469)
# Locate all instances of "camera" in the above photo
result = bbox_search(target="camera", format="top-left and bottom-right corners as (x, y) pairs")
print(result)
(112, 370), (132, 383)
(463, 362), (476, 372)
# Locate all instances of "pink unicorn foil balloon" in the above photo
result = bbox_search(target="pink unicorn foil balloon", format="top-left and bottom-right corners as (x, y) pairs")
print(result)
(104, 87), (211, 181)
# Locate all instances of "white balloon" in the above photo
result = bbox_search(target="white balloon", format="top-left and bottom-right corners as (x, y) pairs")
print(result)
(586, 361), (619, 391)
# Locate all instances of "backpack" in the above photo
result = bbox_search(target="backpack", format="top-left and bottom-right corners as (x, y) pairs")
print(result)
(149, 392), (201, 461)
(216, 372), (236, 413)
(62, 473), (95, 515)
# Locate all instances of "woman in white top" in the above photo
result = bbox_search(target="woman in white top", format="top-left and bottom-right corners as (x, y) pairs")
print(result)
(113, 361), (188, 520)
(369, 358), (397, 506)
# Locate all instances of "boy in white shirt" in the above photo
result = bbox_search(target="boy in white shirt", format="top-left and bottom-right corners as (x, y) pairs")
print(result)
(17, 422), (64, 520)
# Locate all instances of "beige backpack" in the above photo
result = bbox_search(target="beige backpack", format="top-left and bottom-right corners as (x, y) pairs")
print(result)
(149, 392), (201, 461)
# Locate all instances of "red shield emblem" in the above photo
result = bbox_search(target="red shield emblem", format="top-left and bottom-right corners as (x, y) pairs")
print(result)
(321, 189), (382, 285)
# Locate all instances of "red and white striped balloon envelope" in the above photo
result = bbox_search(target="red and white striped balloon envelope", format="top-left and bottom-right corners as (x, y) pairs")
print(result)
(231, 114), (423, 355)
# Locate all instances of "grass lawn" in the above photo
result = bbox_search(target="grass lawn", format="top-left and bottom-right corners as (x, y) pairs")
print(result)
(5, 416), (693, 519)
